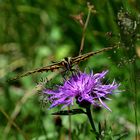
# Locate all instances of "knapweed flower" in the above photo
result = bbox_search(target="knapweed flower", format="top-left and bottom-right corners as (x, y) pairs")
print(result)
(43, 70), (120, 111)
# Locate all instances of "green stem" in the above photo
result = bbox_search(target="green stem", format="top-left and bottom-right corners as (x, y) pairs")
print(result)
(86, 106), (99, 140)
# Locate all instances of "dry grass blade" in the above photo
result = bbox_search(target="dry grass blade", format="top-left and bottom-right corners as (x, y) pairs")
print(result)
(0, 107), (28, 140)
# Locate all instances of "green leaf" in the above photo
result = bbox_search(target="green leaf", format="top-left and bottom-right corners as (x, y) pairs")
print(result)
(52, 109), (86, 115)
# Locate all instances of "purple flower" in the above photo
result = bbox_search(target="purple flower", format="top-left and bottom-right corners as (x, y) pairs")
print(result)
(43, 70), (120, 111)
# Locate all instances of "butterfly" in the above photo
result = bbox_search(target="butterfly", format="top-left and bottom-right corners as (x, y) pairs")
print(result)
(10, 45), (118, 81)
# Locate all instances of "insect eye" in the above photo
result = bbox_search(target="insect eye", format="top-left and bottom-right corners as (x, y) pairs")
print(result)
(64, 57), (68, 61)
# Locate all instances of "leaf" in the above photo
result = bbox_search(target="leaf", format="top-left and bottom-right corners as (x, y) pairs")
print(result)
(51, 109), (86, 115)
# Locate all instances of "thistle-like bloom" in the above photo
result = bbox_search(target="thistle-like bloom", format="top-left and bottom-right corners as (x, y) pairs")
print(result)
(43, 70), (120, 111)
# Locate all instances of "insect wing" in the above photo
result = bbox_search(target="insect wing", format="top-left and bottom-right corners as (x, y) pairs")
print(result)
(11, 62), (63, 81)
(72, 46), (118, 64)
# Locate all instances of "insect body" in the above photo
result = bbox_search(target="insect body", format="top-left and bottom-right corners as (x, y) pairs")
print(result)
(11, 46), (118, 81)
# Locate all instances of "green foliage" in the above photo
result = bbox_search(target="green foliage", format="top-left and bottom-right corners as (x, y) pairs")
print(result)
(0, 0), (140, 140)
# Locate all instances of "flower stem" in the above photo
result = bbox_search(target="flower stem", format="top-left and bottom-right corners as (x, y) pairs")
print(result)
(68, 106), (71, 140)
(86, 106), (99, 140)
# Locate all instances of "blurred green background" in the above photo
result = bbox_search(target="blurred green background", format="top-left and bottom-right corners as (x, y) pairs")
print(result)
(0, 0), (140, 140)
